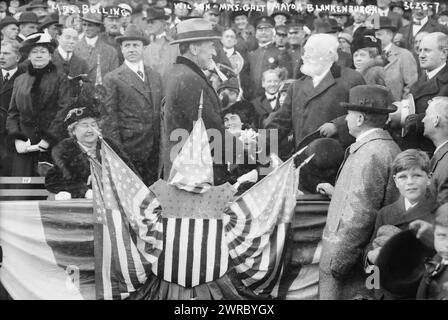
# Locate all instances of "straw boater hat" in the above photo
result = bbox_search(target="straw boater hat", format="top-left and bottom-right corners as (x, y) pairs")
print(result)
(170, 18), (221, 45)
(116, 24), (149, 46)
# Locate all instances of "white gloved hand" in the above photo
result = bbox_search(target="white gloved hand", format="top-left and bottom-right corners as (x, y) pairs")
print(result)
(15, 139), (31, 154)
(237, 169), (258, 184)
(55, 191), (72, 200)
(37, 139), (50, 151)
(85, 189), (93, 199)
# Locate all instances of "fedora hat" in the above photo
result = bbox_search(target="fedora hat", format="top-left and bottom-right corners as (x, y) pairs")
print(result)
(376, 229), (435, 296)
(19, 31), (57, 55)
(341, 85), (397, 114)
(146, 6), (169, 21)
(81, 12), (103, 25)
(26, 0), (48, 11)
(116, 24), (149, 46)
(18, 12), (39, 25)
(170, 18), (221, 45)
(0, 16), (19, 31)
(38, 13), (62, 31)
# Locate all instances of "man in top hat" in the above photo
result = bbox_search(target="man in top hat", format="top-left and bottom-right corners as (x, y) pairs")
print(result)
(374, 16), (417, 101)
(142, 6), (178, 82)
(17, 12), (39, 42)
(397, 4), (448, 51)
(102, 24), (162, 187)
(161, 18), (232, 184)
(375, 0), (403, 30)
(0, 16), (19, 41)
(231, 9), (258, 53)
(401, 32), (448, 154)
(38, 13), (62, 40)
(247, 16), (283, 99)
(318, 85), (401, 300)
(53, 26), (89, 98)
(73, 12), (119, 84)
(100, 5), (125, 64)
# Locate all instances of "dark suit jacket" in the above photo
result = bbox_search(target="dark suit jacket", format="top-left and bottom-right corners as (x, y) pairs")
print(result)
(102, 63), (163, 181)
(431, 141), (448, 206)
(252, 94), (279, 127)
(403, 64), (448, 153)
(52, 50), (89, 98)
(398, 18), (448, 51)
(264, 64), (350, 150)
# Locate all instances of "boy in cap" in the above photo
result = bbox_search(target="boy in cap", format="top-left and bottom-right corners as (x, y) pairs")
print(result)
(318, 85), (401, 300)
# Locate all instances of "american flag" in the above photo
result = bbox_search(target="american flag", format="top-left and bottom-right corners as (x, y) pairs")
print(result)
(92, 141), (163, 300)
(226, 156), (300, 297)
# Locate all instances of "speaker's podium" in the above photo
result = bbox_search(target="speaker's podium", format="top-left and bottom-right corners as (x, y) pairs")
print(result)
(0, 177), (54, 201)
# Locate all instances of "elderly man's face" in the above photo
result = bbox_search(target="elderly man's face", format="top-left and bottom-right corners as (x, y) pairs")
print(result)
(419, 36), (447, 71)
(301, 38), (333, 77)
(221, 29), (237, 49)
(193, 40), (216, 70)
(0, 43), (20, 70)
(256, 26), (274, 44)
(1, 24), (19, 40)
(422, 102), (440, 138)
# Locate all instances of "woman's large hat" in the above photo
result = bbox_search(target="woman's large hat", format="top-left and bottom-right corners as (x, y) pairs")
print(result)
(341, 85), (398, 114)
(116, 24), (150, 46)
(170, 18), (221, 45)
(64, 83), (101, 127)
(19, 31), (57, 55)
(351, 34), (382, 54)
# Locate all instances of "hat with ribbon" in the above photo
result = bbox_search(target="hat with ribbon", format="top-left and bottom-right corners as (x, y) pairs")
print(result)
(116, 24), (150, 45)
(340, 85), (397, 114)
(351, 34), (382, 53)
(0, 16), (19, 30)
(18, 12), (39, 25)
(19, 31), (57, 55)
(81, 12), (103, 25)
(170, 18), (221, 45)
(146, 6), (169, 21)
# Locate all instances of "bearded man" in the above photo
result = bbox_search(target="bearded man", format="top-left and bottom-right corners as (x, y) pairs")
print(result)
(264, 34), (351, 155)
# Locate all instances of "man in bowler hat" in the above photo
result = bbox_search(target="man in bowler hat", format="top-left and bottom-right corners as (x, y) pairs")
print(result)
(318, 85), (401, 300)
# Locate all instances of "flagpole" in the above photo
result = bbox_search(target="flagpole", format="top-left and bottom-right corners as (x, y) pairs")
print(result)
(198, 90), (203, 120)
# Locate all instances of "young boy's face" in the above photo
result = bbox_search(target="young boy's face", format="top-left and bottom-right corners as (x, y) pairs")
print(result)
(434, 225), (448, 260)
(393, 167), (431, 204)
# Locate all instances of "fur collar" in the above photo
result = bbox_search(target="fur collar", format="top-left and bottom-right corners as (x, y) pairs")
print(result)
(357, 57), (384, 75)
(27, 61), (56, 77)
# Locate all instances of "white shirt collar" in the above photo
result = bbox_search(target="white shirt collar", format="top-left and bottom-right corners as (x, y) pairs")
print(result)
(223, 47), (235, 57)
(85, 35), (98, 47)
(404, 198), (418, 211)
(312, 66), (331, 88)
(426, 62), (446, 80)
(414, 16), (428, 26)
(434, 139), (448, 155)
(58, 46), (72, 61)
(125, 60), (145, 81)
(259, 42), (272, 48)
(356, 128), (381, 142)
(2, 67), (18, 79)
(383, 43), (392, 53)
(155, 31), (166, 39)
(413, 17), (428, 36)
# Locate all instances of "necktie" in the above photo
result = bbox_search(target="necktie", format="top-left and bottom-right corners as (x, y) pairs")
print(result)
(3, 72), (9, 82)
(381, 50), (390, 65)
(137, 70), (144, 81)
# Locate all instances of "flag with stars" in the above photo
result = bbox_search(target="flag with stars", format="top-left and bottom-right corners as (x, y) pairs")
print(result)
(167, 117), (213, 194)
(92, 140), (163, 300)
(226, 156), (299, 297)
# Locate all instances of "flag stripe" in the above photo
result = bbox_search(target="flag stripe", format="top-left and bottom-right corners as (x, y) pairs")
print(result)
(185, 219), (195, 288)
(177, 218), (190, 286)
(191, 219), (203, 287)
(199, 219), (209, 284)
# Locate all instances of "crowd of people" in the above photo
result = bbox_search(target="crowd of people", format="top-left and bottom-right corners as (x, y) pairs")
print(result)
(1, 0), (448, 300)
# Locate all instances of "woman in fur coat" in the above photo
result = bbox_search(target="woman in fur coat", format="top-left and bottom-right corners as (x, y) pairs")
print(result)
(6, 32), (71, 176)
(45, 86), (137, 199)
